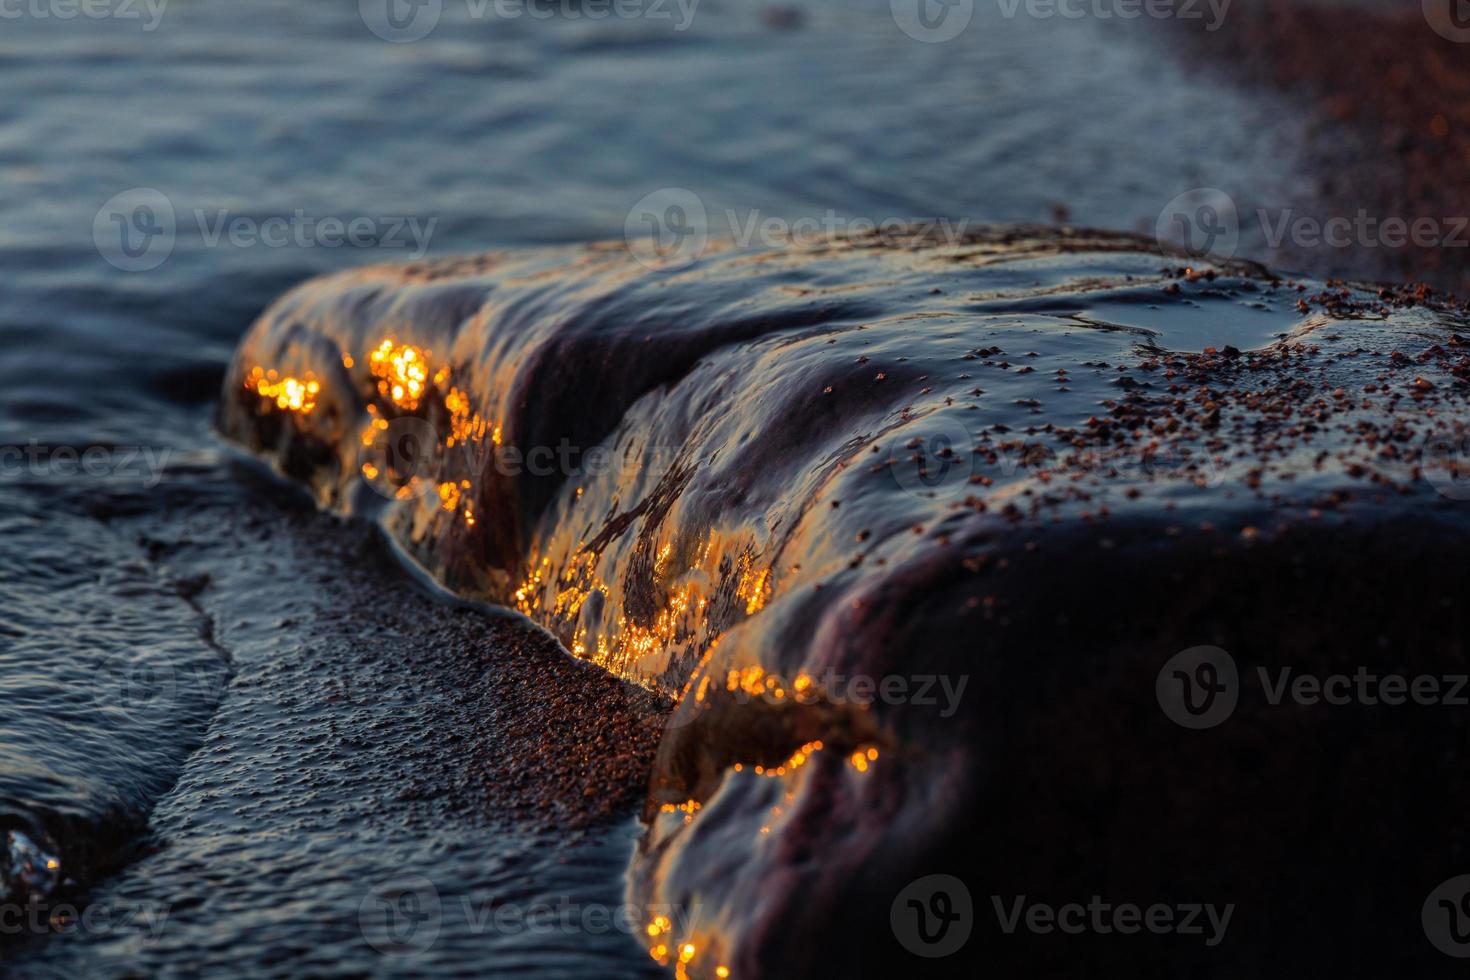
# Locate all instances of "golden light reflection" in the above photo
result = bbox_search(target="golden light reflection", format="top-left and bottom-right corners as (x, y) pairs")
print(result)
(446, 386), (496, 448)
(368, 339), (430, 409)
(645, 919), (713, 978)
(516, 534), (723, 678)
(244, 366), (320, 414)
(437, 481), (462, 512)
(735, 560), (770, 615)
(659, 799), (703, 825)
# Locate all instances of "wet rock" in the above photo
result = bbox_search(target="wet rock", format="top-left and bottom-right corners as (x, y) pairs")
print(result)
(2, 830), (59, 905)
(222, 225), (1470, 976)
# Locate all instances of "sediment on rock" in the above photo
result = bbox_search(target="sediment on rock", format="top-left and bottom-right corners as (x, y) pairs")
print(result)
(221, 225), (1470, 976)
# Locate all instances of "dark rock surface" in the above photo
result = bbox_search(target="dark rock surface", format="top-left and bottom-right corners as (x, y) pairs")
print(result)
(220, 225), (1470, 976)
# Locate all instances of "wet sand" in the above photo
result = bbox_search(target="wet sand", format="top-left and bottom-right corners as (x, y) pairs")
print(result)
(1176, 0), (1470, 290)
(7, 462), (665, 977)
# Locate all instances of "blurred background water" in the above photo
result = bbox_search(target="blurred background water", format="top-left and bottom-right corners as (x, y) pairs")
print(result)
(0, 0), (1381, 974)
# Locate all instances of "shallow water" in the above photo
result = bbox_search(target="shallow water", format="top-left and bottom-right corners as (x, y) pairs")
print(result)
(0, 0), (1362, 974)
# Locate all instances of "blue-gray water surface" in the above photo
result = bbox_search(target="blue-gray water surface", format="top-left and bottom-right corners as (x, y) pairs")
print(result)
(0, 1), (1327, 975)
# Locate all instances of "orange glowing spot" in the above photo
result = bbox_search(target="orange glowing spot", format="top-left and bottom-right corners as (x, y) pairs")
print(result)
(736, 561), (771, 615)
(437, 481), (462, 512)
(659, 800), (702, 824)
(716, 968), (730, 978)
(679, 943), (696, 963)
(368, 339), (431, 409)
(245, 367), (320, 414)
